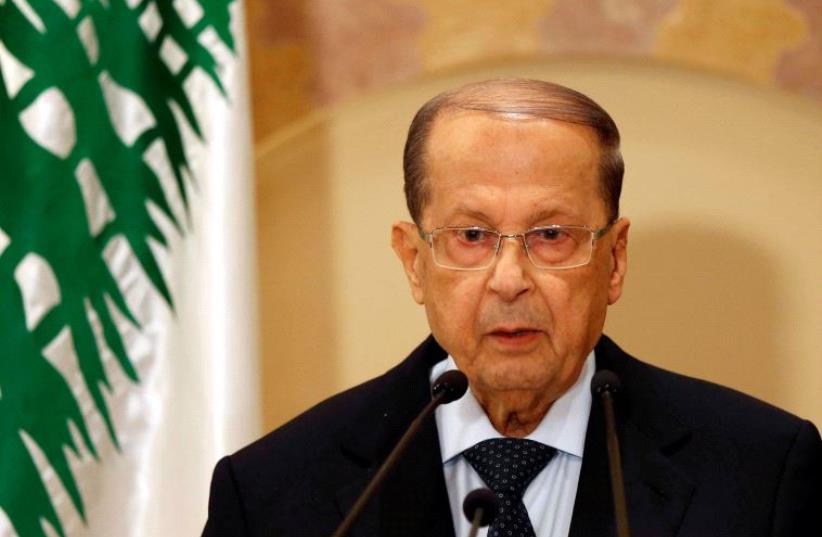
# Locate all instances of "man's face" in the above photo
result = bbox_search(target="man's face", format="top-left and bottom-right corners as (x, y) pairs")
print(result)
(393, 111), (629, 404)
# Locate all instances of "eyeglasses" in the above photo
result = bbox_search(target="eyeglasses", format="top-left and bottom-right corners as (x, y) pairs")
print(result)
(419, 221), (615, 270)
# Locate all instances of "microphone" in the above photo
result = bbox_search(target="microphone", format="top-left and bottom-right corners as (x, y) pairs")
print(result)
(462, 488), (499, 537)
(432, 369), (470, 404)
(591, 370), (631, 537)
(330, 370), (468, 537)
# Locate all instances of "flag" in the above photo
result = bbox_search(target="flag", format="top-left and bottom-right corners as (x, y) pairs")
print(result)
(0, 0), (260, 535)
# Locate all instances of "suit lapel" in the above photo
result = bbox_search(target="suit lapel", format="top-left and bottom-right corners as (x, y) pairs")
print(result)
(570, 336), (696, 537)
(334, 471), (379, 537)
(333, 336), (455, 537)
(569, 391), (617, 536)
(378, 413), (456, 537)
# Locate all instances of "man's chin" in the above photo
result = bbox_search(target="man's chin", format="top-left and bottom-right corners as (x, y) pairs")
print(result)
(471, 363), (556, 395)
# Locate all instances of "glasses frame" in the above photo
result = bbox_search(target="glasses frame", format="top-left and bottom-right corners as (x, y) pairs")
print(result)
(418, 220), (616, 271)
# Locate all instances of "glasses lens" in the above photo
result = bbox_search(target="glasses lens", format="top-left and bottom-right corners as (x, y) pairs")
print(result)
(524, 226), (592, 268)
(432, 228), (497, 269)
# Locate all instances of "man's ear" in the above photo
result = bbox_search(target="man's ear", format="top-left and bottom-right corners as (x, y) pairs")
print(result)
(391, 221), (426, 304)
(607, 217), (630, 305)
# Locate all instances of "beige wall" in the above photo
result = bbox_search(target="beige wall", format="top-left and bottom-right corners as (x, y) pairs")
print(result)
(247, 0), (822, 143)
(257, 59), (822, 431)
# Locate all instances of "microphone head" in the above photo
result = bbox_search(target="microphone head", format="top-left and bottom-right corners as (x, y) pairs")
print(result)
(591, 369), (622, 396)
(431, 370), (468, 404)
(462, 488), (499, 527)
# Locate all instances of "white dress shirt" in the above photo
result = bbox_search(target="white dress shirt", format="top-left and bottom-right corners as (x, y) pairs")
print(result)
(430, 351), (595, 537)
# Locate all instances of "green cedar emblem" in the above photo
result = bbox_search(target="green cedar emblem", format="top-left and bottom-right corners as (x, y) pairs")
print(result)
(0, 1), (236, 535)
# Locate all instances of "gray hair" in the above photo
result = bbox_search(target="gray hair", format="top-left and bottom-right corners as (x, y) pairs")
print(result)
(402, 79), (624, 224)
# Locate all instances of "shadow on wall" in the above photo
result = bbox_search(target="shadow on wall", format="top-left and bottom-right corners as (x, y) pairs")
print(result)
(606, 222), (783, 405)
(255, 120), (338, 431)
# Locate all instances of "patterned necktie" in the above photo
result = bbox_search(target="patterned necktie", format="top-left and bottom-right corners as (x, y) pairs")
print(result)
(462, 438), (556, 537)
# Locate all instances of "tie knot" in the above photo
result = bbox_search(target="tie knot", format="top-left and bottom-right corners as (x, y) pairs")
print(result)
(462, 438), (556, 498)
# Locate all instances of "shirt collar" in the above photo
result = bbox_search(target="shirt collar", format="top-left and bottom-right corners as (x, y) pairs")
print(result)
(431, 350), (595, 463)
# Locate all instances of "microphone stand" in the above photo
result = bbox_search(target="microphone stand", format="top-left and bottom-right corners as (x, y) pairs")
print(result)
(467, 509), (486, 537)
(330, 370), (467, 537)
(601, 386), (630, 537)
(592, 370), (631, 537)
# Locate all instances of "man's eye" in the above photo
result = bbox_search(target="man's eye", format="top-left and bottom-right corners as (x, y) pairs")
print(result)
(532, 228), (565, 241)
(458, 229), (490, 242)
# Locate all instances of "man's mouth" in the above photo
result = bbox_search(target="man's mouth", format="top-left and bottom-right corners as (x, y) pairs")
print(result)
(485, 328), (541, 351)
(489, 328), (540, 339)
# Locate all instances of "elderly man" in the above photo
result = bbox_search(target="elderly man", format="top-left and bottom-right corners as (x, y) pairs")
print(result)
(203, 80), (821, 537)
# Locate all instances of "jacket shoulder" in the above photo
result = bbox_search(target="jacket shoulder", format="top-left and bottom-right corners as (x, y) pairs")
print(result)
(598, 335), (817, 448)
(225, 335), (446, 488)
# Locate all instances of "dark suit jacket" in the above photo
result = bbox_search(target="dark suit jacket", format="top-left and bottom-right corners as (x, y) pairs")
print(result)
(203, 335), (822, 536)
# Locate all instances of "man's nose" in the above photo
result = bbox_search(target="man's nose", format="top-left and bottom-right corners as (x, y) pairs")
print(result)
(487, 236), (532, 301)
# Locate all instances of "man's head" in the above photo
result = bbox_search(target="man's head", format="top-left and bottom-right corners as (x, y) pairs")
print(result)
(392, 79), (630, 433)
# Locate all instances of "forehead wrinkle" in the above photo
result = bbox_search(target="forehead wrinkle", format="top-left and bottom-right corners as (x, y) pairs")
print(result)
(437, 185), (580, 230)
(527, 207), (578, 225)
(442, 204), (494, 226)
